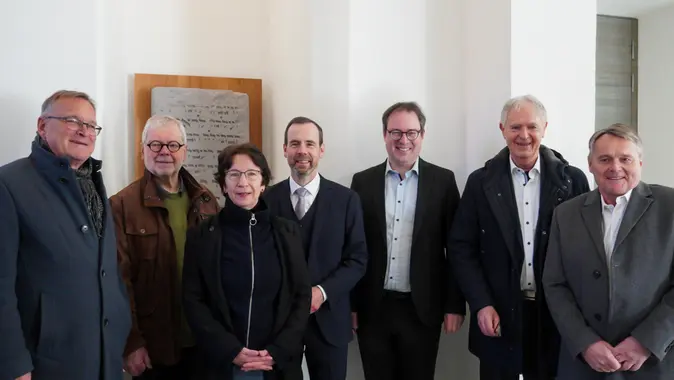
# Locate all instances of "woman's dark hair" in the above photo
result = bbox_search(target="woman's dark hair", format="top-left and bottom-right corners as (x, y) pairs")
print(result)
(213, 143), (272, 188)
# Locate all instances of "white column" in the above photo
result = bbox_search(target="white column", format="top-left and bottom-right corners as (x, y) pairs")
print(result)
(463, 0), (596, 179)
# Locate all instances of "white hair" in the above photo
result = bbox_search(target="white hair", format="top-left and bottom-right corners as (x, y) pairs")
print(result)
(141, 115), (187, 145)
(500, 94), (547, 126)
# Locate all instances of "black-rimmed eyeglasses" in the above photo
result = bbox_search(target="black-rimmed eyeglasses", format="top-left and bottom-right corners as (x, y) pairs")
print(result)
(44, 116), (102, 136)
(387, 129), (422, 141)
(146, 141), (185, 153)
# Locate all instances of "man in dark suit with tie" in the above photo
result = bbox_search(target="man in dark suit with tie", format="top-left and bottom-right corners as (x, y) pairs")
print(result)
(265, 116), (368, 380)
(350, 102), (466, 380)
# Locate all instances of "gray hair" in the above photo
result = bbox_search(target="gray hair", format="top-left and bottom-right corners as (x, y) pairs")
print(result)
(141, 115), (187, 145)
(500, 94), (547, 126)
(588, 123), (642, 159)
(41, 90), (96, 114)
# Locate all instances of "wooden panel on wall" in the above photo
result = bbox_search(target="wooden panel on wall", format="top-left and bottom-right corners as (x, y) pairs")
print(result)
(133, 73), (262, 179)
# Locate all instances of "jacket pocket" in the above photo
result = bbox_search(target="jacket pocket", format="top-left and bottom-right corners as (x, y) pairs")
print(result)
(125, 224), (159, 260)
(36, 293), (62, 359)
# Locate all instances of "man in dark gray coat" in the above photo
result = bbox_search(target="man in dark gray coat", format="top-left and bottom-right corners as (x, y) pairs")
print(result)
(0, 90), (131, 380)
(544, 123), (674, 379)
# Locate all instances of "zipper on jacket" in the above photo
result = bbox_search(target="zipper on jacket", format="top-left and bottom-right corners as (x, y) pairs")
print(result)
(245, 213), (257, 347)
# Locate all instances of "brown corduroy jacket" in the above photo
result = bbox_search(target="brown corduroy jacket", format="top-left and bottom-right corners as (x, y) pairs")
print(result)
(110, 168), (220, 365)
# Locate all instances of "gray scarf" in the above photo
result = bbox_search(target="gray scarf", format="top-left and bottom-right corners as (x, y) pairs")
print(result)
(38, 135), (104, 237)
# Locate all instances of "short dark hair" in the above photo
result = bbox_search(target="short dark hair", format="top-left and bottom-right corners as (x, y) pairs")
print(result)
(214, 143), (272, 188)
(381, 102), (426, 133)
(283, 116), (324, 145)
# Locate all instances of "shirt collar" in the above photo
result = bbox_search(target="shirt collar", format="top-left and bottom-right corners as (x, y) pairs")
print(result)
(289, 173), (321, 196)
(601, 189), (633, 208)
(385, 159), (419, 177)
(509, 154), (541, 178)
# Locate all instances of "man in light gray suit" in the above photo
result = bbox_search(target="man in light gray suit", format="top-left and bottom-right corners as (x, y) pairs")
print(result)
(543, 123), (674, 379)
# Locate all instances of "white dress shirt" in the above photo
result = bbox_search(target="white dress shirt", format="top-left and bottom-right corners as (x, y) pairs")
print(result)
(288, 174), (327, 300)
(510, 156), (541, 293)
(601, 189), (632, 263)
(383, 159), (419, 292)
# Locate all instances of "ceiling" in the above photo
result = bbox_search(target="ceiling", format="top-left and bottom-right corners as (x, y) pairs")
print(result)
(597, 0), (674, 17)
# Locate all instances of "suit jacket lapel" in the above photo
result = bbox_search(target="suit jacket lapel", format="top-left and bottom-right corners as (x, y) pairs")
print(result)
(580, 191), (608, 265)
(411, 159), (430, 247)
(371, 163), (388, 243)
(614, 182), (653, 252)
(273, 179), (294, 217)
(485, 170), (524, 265)
(483, 150), (525, 265)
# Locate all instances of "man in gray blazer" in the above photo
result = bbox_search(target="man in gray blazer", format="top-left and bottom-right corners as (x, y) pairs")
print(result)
(543, 123), (674, 379)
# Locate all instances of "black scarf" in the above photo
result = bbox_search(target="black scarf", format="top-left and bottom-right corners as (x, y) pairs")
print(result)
(38, 134), (104, 237)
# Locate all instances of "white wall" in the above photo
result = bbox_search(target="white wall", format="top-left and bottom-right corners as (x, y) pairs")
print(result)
(638, 4), (674, 186)
(0, 0), (98, 165)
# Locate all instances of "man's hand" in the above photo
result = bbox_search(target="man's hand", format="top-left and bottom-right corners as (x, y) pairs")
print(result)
(15, 373), (31, 380)
(351, 312), (358, 336)
(124, 347), (152, 376)
(310, 286), (325, 313)
(582, 341), (621, 373)
(235, 348), (274, 371)
(443, 313), (465, 334)
(477, 306), (500, 337)
(614, 336), (650, 372)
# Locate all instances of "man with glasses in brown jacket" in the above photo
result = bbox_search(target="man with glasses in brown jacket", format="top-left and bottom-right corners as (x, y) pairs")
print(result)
(110, 115), (219, 380)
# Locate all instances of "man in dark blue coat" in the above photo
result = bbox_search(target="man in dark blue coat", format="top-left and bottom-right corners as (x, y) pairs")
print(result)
(265, 116), (368, 380)
(0, 90), (132, 380)
(449, 95), (590, 380)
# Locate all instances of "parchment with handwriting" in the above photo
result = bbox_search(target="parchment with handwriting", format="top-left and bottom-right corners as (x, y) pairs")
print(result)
(151, 87), (250, 206)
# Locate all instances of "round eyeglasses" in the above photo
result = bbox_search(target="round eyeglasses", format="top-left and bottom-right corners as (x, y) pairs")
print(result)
(146, 141), (185, 153)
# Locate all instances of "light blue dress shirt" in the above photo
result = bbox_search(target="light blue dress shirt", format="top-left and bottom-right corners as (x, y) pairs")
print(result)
(383, 159), (419, 292)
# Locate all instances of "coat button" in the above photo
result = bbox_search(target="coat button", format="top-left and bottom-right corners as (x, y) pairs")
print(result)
(59, 177), (67, 184)
(593, 270), (601, 279)
(557, 198), (562, 202)
(81, 225), (89, 233)
(594, 314), (602, 321)
(542, 231), (547, 235)
(103, 318), (109, 326)
(140, 228), (146, 234)
(101, 270), (106, 277)
(209, 226), (215, 232)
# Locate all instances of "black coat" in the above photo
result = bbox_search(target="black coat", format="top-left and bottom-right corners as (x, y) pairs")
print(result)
(350, 158), (466, 328)
(448, 146), (590, 376)
(182, 200), (311, 380)
(0, 139), (131, 380)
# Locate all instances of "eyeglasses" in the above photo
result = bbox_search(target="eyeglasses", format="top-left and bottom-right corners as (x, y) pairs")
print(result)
(146, 141), (185, 153)
(44, 116), (102, 136)
(225, 169), (262, 182)
(387, 129), (422, 141)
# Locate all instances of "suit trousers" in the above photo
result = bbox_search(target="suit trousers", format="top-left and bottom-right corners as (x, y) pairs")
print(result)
(357, 291), (441, 380)
(480, 298), (553, 380)
(133, 347), (206, 380)
(302, 315), (349, 380)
